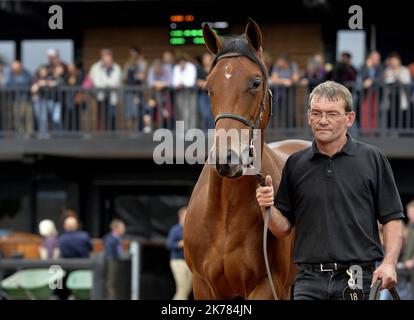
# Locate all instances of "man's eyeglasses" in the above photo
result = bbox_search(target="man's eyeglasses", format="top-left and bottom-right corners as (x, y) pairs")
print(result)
(308, 110), (350, 121)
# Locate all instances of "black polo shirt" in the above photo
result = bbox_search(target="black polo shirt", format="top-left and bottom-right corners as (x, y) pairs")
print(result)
(274, 134), (404, 264)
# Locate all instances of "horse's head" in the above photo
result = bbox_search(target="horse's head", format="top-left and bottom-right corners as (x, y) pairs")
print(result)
(204, 18), (273, 178)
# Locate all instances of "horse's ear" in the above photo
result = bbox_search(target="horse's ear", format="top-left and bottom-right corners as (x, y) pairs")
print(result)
(202, 22), (223, 55)
(245, 17), (262, 51)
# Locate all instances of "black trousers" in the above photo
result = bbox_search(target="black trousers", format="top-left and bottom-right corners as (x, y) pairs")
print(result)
(293, 265), (375, 300)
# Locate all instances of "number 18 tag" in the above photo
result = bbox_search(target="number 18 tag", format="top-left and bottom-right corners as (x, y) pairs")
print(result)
(343, 269), (364, 300)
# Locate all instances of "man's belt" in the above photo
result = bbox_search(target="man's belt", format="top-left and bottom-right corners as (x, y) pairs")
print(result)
(298, 262), (376, 272)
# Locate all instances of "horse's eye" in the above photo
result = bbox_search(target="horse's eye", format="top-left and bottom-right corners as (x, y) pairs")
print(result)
(251, 79), (261, 89)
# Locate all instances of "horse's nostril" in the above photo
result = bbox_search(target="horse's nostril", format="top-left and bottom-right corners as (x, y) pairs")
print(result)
(227, 151), (232, 161)
(216, 164), (230, 176)
(227, 149), (240, 165)
(215, 149), (244, 177)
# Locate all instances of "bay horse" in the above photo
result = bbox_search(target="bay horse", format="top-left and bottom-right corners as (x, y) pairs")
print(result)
(183, 18), (311, 299)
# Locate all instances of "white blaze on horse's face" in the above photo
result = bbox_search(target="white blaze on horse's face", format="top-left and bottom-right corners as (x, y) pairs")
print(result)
(224, 64), (232, 79)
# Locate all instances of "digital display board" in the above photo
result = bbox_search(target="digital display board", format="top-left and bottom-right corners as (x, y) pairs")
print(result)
(169, 15), (229, 46)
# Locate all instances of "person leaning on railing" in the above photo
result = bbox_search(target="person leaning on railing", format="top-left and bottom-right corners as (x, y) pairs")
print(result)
(172, 54), (197, 130)
(6, 60), (32, 134)
(383, 52), (412, 129)
(64, 63), (85, 131)
(143, 59), (173, 133)
(89, 48), (122, 131)
(196, 52), (215, 130)
(122, 47), (147, 132)
(299, 57), (326, 92)
(270, 53), (301, 127)
(359, 51), (384, 131)
(31, 65), (56, 134)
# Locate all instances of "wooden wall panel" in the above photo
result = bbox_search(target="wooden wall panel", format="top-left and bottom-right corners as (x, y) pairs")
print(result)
(82, 23), (323, 73)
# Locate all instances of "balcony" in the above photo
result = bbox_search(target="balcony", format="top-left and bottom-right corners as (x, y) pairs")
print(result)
(0, 83), (413, 160)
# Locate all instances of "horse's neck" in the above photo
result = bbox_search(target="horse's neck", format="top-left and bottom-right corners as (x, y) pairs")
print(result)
(207, 167), (258, 210)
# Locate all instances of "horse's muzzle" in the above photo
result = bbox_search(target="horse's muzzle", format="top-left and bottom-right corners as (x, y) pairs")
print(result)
(215, 149), (243, 178)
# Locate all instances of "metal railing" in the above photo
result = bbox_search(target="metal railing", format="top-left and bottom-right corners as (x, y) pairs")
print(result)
(0, 257), (105, 299)
(0, 83), (413, 137)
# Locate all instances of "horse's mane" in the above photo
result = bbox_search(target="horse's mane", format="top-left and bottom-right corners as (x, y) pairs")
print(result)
(213, 35), (267, 79)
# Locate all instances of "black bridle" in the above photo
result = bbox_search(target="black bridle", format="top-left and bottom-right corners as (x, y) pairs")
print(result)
(212, 52), (273, 134)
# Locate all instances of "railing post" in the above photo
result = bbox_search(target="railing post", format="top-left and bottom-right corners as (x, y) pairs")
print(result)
(130, 240), (141, 300)
(91, 254), (106, 300)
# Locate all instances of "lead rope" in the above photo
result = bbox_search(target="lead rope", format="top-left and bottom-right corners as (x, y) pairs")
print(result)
(256, 173), (278, 300)
(369, 279), (400, 300)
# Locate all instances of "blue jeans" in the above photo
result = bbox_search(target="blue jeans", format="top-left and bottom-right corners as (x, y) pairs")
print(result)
(198, 91), (214, 130)
(34, 99), (61, 132)
(124, 92), (140, 119)
(380, 275), (412, 300)
(294, 265), (375, 300)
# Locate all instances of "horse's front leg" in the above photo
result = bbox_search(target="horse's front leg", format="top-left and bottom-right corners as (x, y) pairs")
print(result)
(192, 273), (216, 299)
(247, 276), (292, 300)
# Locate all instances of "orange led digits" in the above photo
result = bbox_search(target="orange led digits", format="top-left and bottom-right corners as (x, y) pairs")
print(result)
(185, 15), (194, 22)
(170, 15), (184, 22)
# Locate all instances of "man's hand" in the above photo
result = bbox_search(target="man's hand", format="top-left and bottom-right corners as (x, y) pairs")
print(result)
(371, 262), (397, 290)
(256, 175), (274, 213)
(374, 220), (403, 290)
(256, 175), (292, 239)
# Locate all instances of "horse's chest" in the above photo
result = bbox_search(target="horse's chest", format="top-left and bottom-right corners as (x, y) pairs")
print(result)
(203, 236), (260, 287)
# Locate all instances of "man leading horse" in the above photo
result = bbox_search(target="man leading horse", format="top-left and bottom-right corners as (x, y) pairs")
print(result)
(256, 80), (404, 300)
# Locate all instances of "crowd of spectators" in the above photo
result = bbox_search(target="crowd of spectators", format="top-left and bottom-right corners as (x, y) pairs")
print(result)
(1, 47), (414, 135)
